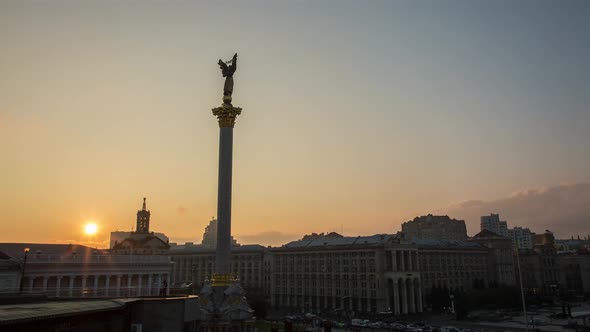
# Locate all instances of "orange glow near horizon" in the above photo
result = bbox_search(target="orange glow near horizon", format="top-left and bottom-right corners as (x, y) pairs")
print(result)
(0, 2), (589, 247)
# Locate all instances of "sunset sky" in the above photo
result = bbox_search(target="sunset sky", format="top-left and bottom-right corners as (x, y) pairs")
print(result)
(1, 1), (589, 247)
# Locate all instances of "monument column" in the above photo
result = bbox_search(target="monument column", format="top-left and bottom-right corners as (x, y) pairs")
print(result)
(199, 53), (253, 323)
(211, 100), (242, 285)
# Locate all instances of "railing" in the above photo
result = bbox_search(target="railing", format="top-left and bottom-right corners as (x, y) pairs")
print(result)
(5, 286), (183, 298)
(25, 254), (172, 264)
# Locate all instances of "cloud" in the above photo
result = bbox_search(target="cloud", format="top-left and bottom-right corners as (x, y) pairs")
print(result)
(235, 231), (300, 247)
(439, 183), (590, 238)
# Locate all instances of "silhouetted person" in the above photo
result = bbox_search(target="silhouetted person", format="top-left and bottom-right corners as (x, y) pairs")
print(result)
(160, 279), (168, 296)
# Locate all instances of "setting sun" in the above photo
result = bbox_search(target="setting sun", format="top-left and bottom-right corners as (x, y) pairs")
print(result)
(84, 223), (98, 235)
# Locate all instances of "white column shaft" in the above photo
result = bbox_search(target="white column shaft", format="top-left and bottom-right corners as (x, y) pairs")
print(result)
(105, 276), (110, 297)
(56, 277), (62, 297)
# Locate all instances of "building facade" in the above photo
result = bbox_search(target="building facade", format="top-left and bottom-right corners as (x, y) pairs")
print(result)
(111, 198), (170, 255)
(110, 231), (169, 249)
(268, 234), (422, 315)
(0, 243), (173, 298)
(401, 215), (468, 241)
(416, 240), (491, 293)
(517, 237), (560, 296)
(480, 214), (509, 237)
(471, 230), (516, 286)
(558, 252), (590, 295)
(168, 245), (267, 292)
(0, 251), (20, 294)
(509, 227), (533, 250)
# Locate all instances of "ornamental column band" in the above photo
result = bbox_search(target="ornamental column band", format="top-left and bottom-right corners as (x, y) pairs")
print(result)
(212, 53), (241, 286)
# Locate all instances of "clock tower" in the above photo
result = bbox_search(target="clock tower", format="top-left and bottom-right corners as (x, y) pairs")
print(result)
(136, 197), (150, 233)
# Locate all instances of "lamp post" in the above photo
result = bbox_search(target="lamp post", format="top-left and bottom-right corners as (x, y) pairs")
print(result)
(19, 247), (30, 293)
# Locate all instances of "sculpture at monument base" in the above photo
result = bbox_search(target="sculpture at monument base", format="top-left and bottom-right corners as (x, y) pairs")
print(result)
(198, 277), (253, 321)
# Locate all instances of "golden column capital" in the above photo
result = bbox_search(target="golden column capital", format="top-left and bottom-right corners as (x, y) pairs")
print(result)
(212, 104), (242, 128)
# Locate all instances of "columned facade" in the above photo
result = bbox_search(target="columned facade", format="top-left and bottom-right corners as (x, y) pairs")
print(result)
(19, 272), (171, 298)
(269, 234), (423, 315)
(11, 249), (173, 299)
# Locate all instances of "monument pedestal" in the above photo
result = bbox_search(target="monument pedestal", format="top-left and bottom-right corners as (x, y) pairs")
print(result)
(199, 278), (254, 322)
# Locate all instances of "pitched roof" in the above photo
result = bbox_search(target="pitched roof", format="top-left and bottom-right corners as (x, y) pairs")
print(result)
(169, 244), (266, 254)
(111, 234), (169, 249)
(281, 234), (394, 249)
(413, 239), (485, 248)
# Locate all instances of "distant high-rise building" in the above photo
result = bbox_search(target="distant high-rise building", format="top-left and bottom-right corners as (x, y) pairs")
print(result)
(480, 213), (509, 237)
(401, 214), (467, 241)
(201, 218), (238, 249)
(508, 226), (533, 249)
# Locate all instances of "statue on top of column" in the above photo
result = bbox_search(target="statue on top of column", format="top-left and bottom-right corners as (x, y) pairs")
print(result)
(218, 53), (238, 104)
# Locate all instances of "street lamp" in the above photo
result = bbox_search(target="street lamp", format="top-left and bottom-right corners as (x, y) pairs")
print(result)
(19, 247), (30, 293)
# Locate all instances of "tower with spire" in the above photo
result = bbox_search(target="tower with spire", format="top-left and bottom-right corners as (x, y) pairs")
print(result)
(136, 197), (151, 233)
(111, 197), (170, 255)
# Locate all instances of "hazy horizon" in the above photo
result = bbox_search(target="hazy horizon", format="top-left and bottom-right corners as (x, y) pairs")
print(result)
(1, 1), (589, 248)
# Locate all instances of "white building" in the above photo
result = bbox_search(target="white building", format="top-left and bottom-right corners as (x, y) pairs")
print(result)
(509, 226), (534, 249)
(0, 243), (173, 298)
(480, 213), (509, 237)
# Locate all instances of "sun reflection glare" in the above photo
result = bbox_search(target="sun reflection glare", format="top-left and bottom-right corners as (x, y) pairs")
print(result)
(84, 223), (98, 235)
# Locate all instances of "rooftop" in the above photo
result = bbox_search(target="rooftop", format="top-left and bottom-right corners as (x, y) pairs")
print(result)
(0, 243), (104, 260)
(412, 239), (485, 248)
(0, 299), (128, 326)
(169, 244), (266, 254)
(281, 234), (395, 249)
